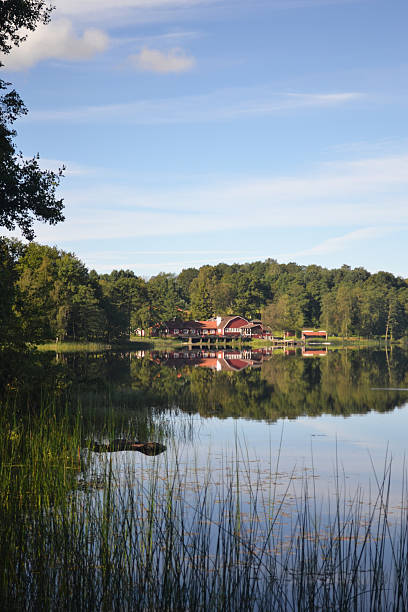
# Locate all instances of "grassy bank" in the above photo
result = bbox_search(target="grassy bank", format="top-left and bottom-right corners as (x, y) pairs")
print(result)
(36, 341), (113, 352)
(36, 338), (184, 352)
(35, 336), (389, 354)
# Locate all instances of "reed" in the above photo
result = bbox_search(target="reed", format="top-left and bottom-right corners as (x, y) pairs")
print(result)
(1, 400), (408, 611)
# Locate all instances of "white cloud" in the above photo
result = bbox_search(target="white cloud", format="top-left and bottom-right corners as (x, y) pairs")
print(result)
(1, 19), (109, 70)
(129, 47), (195, 73)
(26, 89), (362, 124)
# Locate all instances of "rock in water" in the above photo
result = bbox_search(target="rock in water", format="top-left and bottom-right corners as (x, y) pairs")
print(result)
(90, 439), (166, 455)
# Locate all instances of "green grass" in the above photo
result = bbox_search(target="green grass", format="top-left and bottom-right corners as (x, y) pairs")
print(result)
(37, 338), (185, 352)
(36, 341), (113, 352)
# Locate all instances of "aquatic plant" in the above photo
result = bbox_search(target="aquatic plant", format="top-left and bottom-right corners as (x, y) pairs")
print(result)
(2, 400), (408, 610)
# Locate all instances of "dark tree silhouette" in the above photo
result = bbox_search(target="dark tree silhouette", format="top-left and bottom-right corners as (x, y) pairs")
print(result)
(0, 0), (64, 240)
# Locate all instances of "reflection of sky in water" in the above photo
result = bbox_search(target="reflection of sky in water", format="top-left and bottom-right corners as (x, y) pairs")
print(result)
(75, 348), (408, 595)
(88, 399), (408, 516)
(176, 406), (408, 499)
(82, 397), (408, 593)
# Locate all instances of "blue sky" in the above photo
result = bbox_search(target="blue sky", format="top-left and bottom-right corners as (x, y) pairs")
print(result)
(2, 0), (408, 277)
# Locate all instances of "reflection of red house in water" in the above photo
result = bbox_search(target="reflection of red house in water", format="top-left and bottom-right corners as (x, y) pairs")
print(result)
(150, 349), (270, 371)
(185, 350), (258, 371)
(302, 347), (328, 357)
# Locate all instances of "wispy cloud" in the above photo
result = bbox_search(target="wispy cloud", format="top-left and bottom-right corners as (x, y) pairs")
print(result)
(129, 46), (196, 73)
(286, 227), (391, 258)
(52, 0), (222, 25)
(51, 0), (364, 26)
(25, 89), (362, 124)
(85, 256), (257, 272)
(34, 159), (98, 177)
(1, 19), (109, 70)
(54, 0), (213, 15)
(121, 31), (201, 45)
(27, 153), (408, 248)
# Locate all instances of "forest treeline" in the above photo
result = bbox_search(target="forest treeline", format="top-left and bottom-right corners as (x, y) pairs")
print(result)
(1, 237), (408, 344)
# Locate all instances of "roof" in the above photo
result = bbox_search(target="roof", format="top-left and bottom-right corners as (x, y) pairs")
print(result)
(242, 322), (263, 329)
(219, 357), (252, 371)
(218, 315), (249, 329)
(197, 320), (218, 330)
(302, 330), (327, 336)
(196, 358), (218, 369)
(164, 318), (201, 330)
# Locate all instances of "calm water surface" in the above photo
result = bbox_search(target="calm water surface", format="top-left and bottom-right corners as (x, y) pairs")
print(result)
(69, 346), (408, 511)
(4, 345), (408, 609)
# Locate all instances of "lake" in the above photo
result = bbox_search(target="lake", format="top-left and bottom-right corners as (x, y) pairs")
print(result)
(2, 345), (408, 610)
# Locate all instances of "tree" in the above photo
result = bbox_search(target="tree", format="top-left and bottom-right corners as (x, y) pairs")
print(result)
(70, 285), (106, 341)
(0, 237), (24, 345)
(15, 243), (107, 342)
(99, 270), (149, 340)
(262, 292), (304, 332)
(147, 273), (184, 321)
(231, 272), (266, 319)
(1, 1), (64, 240)
(320, 290), (337, 335)
(176, 267), (199, 303)
(190, 267), (216, 319)
(0, 1), (52, 55)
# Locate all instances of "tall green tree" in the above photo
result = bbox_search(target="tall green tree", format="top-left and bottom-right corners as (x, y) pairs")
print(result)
(99, 270), (149, 340)
(16, 243), (106, 341)
(147, 273), (183, 322)
(0, 237), (24, 345)
(262, 292), (304, 332)
(190, 267), (216, 319)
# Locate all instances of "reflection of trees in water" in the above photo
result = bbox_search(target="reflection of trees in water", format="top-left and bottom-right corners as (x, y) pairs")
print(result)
(2, 347), (408, 425)
(176, 349), (408, 421)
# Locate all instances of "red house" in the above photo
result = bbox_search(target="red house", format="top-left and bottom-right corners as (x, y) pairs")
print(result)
(154, 318), (201, 337)
(241, 321), (272, 339)
(152, 314), (271, 339)
(301, 329), (328, 341)
(216, 315), (249, 337)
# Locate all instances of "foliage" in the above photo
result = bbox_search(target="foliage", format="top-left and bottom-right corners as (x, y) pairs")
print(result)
(2, 235), (408, 344)
(0, 2), (64, 240)
(0, 1), (52, 55)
